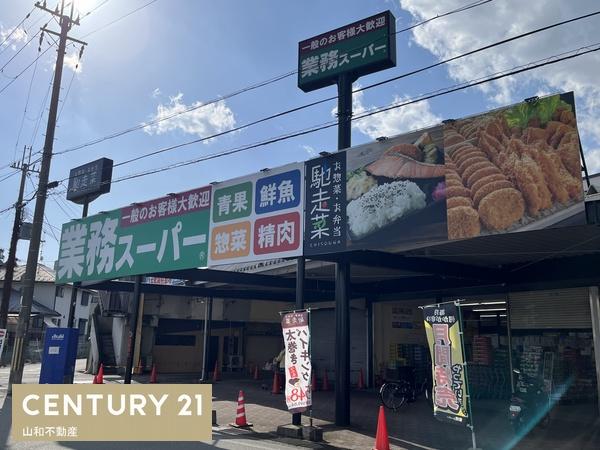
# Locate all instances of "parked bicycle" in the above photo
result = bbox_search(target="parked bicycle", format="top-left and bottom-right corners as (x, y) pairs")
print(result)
(379, 367), (432, 411)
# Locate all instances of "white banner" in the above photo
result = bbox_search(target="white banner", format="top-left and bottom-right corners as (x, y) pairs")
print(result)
(281, 311), (311, 412)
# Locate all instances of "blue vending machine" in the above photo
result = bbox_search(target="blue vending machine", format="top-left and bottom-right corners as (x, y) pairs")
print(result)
(39, 327), (79, 384)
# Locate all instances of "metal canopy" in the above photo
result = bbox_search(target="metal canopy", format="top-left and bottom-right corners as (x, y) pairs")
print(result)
(80, 224), (600, 302)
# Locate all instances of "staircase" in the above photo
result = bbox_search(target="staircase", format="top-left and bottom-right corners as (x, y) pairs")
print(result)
(99, 333), (118, 374)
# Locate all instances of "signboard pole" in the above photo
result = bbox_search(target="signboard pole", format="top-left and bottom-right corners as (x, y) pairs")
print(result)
(200, 296), (213, 382)
(292, 256), (305, 426)
(66, 198), (89, 329)
(124, 275), (142, 384)
(456, 302), (478, 450)
(334, 72), (353, 427)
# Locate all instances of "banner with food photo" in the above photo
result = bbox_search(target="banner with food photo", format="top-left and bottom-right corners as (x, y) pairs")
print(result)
(444, 92), (585, 240)
(345, 125), (448, 250)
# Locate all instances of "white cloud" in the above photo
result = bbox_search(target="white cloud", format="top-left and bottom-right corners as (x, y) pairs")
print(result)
(301, 144), (318, 157)
(398, 0), (600, 170)
(151, 87), (161, 98)
(144, 93), (236, 140)
(585, 148), (600, 174)
(334, 88), (441, 139)
(63, 52), (82, 73)
(0, 25), (27, 50)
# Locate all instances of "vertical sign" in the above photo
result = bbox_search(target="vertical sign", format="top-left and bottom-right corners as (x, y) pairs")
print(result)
(298, 10), (396, 92)
(304, 152), (347, 255)
(423, 303), (469, 425)
(208, 163), (304, 266)
(281, 310), (312, 412)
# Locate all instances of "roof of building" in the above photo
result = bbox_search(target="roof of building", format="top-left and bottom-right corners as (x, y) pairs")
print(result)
(8, 289), (60, 317)
(0, 263), (56, 283)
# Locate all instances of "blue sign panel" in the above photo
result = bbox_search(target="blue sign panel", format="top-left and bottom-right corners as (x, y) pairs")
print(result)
(255, 169), (301, 214)
(39, 328), (79, 384)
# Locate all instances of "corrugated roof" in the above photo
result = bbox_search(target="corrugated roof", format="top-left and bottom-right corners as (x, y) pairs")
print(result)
(0, 263), (55, 283)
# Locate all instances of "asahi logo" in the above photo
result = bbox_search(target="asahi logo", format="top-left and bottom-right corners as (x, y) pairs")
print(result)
(51, 334), (65, 340)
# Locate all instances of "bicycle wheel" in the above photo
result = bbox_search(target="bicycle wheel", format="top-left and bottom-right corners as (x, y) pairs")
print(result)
(380, 381), (411, 411)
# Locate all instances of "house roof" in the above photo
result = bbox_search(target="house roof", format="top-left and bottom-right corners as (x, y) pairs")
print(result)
(0, 263), (55, 283)
(8, 289), (60, 317)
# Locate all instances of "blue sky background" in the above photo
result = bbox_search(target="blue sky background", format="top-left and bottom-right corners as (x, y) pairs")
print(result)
(1, 0), (599, 267)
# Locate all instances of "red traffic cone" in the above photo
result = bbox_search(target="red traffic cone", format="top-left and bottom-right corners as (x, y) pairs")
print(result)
(150, 364), (158, 383)
(230, 390), (252, 428)
(97, 364), (104, 384)
(271, 371), (281, 394)
(311, 371), (318, 392)
(92, 374), (98, 384)
(357, 368), (365, 389)
(373, 406), (390, 450)
(212, 360), (220, 382)
(253, 365), (259, 380)
(322, 369), (330, 391)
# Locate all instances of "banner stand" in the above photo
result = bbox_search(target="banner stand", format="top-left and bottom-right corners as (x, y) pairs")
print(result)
(456, 301), (480, 450)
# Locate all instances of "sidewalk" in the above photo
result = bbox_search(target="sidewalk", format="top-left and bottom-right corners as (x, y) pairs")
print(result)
(1, 361), (599, 450)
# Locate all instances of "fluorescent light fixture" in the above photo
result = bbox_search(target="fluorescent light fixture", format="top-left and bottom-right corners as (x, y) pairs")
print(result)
(461, 301), (506, 306)
(473, 308), (506, 312)
(479, 314), (508, 318)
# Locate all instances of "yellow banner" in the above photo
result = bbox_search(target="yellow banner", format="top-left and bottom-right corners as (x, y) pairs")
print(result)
(12, 384), (212, 441)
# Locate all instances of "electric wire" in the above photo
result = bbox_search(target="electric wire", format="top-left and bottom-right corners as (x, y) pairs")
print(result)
(0, 42), (54, 95)
(52, 8), (600, 161)
(81, 0), (160, 38)
(0, 6), (35, 52)
(54, 0), (498, 156)
(13, 51), (40, 161)
(52, 42), (600, 190)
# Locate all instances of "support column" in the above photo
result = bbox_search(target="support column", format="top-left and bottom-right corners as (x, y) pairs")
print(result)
(335, 262), (350, 426)
(589, 287), (600, 415)
(292, 256), (305, 426)
(201, 296), (213, 382)
(124, 275), (142, 384)
(366, 299), (374, 388)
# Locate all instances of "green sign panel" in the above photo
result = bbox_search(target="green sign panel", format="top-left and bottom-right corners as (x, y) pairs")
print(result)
(212, 181), (253, 223)
(56, 186), (211, 283)
(298, 10), (396, 92)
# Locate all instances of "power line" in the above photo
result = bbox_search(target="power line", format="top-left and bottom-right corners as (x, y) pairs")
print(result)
(0, 6), (35, 51)
(0, 41), (54, 95)
(81, 0), (110, 19)
(51, 8), (600, 164)
(53, 0), (497, 157)
(0, 27), (45, 75)
(53, 41), (600, 190)
(81, 0), (160, 38)
(13, 53), (40, 161)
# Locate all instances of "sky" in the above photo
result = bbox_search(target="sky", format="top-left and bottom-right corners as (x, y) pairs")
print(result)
(0, 0), (599, 268)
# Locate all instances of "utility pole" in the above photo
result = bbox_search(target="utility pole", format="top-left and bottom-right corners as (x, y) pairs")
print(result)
(0, 148), (34, 329)
(8, 0), (86, 393)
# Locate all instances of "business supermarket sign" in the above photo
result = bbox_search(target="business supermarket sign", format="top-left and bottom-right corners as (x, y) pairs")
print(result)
(57, 92), (585, 282)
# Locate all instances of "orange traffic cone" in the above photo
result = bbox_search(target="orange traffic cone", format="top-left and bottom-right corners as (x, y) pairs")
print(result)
(322, 369), (330, 391)
(92, 374), (98, 384)
(253, 365), (259, 380)
(212, 360), (220, 382)
(150, 364), (158, 383)
(373, 406), (390, 450)
(230, 390), (253, 428)
(97, 364), (104, 384)
(271, 371), (281, 394)
(357, 368), (365, 389)
(311, 371), (318, 392)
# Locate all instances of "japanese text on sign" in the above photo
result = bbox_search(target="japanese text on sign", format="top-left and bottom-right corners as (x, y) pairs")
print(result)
(304, 153), (346, 255)
(423, 304), (469, 426)
(281, 311), (312, 412)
